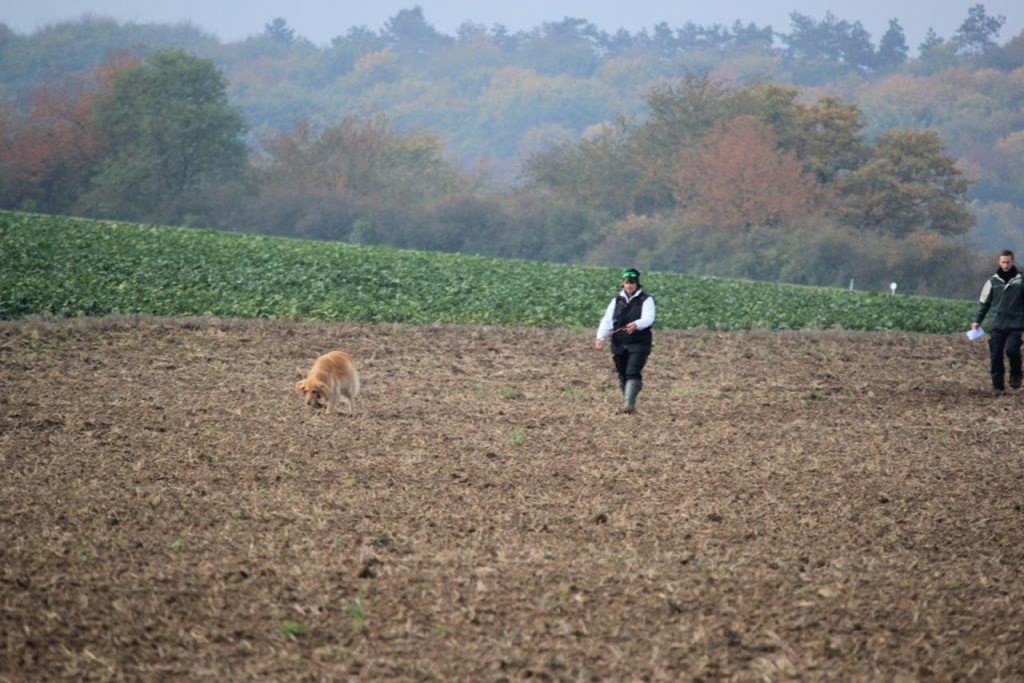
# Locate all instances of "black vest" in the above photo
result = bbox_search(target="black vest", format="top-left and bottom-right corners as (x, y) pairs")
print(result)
(611, 290), (653, 352)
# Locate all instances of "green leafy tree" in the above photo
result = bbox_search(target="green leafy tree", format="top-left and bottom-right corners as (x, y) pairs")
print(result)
(782, 12), (861, 63)
(523, 117), (640, 219)
(795, 96), (871, 184)
(325, 26), (387, 78)
(503, 192), (598, 261)
(954, 4), (1006, 57)
(834, 129), (974, 237)
(250, 114), (460, 244)
(383, 6), (452, 58)
(781, 12), (876, 81)
(470, 66), (614, 160)
(0, 104), (19, 207)
(0, 18), (220, 102)
(984, 28), (1024, 70)
(633, 74), (731, 212)
(585, 212), (667, 271)
(263, 18), (295, 45)
(918, 28), (943, 53)
(916, 29), (959, 73)
(82, 49), (248, 226)
(876, 19), (908, 70)
(420, 193), (511, 254)
(730, 21), (775, 51)
(512, 18), (601, 77)
(782, 12), (831, 62)
(839, 21), (876, 70)
(650, 22), (677, 58)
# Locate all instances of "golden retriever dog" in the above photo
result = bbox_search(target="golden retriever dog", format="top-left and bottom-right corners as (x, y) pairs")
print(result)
(295, 349), (360, 414)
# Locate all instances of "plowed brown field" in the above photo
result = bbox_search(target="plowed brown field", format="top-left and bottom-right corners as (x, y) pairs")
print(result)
(2, 317), (1022, 680)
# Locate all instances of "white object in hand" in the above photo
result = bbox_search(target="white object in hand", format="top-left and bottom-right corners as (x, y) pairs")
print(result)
(966, 327), (985, 341)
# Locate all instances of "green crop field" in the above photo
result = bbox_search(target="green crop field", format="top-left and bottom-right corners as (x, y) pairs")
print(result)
(1, 211), (974, 332)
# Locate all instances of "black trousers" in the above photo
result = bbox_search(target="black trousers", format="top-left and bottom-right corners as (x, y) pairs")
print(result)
(612, 349), (650, 391)
(988, 328), (1022, 390)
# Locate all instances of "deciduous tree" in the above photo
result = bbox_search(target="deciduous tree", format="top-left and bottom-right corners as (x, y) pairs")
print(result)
(83, 50), (248, 225)
(674, 116), (821, 230)
(795, 96), (871, 184)
(633, 74), (730, 212)
(523, 117), (640, 219)
(834, 129), (974, 237)
(251, 114), (460, 243)
(0, 56), (132, 213)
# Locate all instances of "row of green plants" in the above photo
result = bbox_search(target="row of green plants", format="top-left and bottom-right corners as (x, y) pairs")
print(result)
(0, 211), (975, 332)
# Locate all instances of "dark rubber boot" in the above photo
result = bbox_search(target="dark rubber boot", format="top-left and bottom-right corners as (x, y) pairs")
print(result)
(621, 379), (641, 414)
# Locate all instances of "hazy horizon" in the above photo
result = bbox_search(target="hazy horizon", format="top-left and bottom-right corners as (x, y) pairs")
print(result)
(2, 0), (1021, 51)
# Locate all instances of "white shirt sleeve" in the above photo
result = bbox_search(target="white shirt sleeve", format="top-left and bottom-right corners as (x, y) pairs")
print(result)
(634, 295), (655, 330)
(596, 298), (617, 340)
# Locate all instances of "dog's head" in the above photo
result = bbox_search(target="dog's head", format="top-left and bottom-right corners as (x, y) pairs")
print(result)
(295, 379), (327, 409)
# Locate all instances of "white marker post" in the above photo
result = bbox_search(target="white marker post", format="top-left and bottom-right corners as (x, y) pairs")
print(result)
(890, 282), (897, 296)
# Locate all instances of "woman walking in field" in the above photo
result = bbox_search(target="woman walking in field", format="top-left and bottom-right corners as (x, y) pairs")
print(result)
(595, 268), (656, 414)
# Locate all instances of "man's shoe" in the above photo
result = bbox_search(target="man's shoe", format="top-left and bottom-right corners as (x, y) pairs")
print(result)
(992, 388), (1006, 396)
(1011, 377), (1021, 389)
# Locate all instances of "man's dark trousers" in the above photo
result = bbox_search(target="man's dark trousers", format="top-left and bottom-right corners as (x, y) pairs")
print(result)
(988, 328), (1022, 390)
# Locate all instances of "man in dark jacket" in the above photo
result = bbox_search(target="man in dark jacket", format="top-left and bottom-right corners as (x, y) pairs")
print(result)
(972, 249), (1024, 395)
(595, 268), (656, 413)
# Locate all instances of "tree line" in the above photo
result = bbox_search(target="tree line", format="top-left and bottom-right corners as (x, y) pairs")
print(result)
(527, 76), (979, 294)
(0, 48), (983, 296)
(1, 5), (1020, 296)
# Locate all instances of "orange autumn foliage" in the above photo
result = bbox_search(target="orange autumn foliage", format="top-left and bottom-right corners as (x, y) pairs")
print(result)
(674, 115), (821, 230)
(0, 56), (136, 212)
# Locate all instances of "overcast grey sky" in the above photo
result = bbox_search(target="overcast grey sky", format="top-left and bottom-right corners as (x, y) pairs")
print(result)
(1, 0), (1020, 51)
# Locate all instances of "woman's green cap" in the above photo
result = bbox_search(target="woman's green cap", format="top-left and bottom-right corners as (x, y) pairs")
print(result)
(621, 268), (640, 281)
